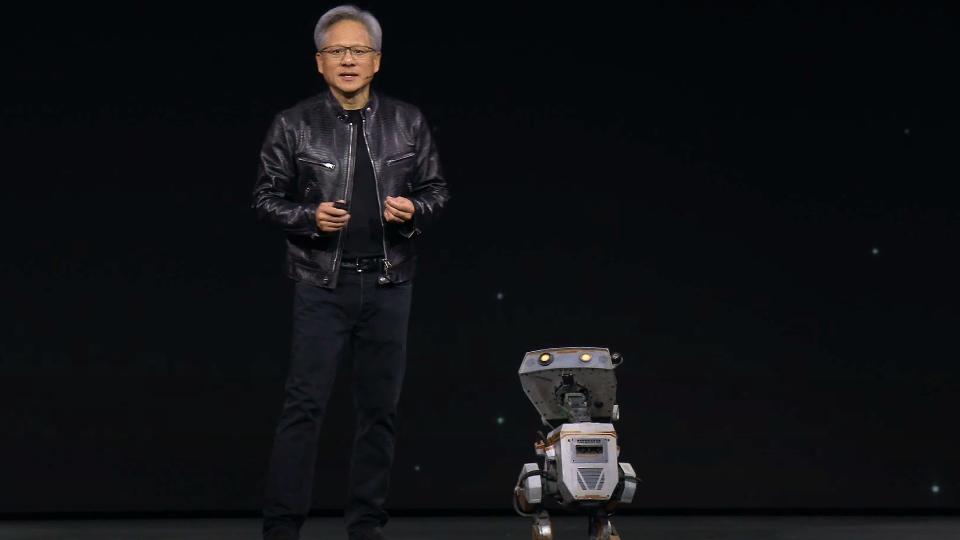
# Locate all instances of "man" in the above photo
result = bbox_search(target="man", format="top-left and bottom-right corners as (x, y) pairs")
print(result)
(251, 5), (450, 540)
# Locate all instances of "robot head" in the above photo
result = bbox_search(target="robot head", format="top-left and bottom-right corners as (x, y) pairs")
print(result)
(518, 347), (623, 426)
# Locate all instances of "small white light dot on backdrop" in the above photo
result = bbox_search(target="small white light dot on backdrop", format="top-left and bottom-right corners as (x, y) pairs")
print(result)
(932, 484), (940, 494)
(414, 465), (421, 472)
(904, 128), (911, 135)
(496, 292), (504, 301)
(871, 247), (880, 256)
(496, 416), (505, 425)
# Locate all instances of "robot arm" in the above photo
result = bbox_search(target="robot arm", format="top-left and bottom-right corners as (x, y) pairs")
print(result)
(612, 462), (639, 504)
(514, 463), (544, 516)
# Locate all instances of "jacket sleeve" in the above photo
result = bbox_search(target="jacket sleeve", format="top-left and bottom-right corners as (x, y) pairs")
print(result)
(251, 112), (321, 236)
(399, 110), (450, 238)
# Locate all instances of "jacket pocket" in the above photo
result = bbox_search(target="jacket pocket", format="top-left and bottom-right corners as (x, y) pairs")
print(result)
(297, 155), (337, 199)
(385, 151), (416, 166)
(304, 184), (323, 200)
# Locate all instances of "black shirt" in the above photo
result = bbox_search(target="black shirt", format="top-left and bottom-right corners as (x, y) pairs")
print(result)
(342, 109), (385, 259)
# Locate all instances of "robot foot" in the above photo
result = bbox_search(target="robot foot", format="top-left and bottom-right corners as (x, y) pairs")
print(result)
(588, 510), (621, 540)
(532, 509), (553, 540)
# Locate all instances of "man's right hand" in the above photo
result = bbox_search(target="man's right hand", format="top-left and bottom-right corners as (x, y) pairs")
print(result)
(315, 200), (351, 233)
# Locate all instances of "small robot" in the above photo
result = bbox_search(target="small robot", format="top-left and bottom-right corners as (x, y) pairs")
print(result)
(513, 347), (639, 540)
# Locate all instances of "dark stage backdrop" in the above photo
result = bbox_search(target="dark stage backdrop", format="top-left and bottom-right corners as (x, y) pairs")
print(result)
(2, 2), (958, 513)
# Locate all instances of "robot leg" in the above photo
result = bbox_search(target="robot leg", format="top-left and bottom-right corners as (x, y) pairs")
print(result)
(533, 509), (554, 540)
(588, 509), (621, 540)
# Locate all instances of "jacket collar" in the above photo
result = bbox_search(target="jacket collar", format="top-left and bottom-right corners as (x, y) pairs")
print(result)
(322, 89), (379, 123)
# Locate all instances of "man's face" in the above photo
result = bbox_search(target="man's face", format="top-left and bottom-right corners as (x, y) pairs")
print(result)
(315, 20), (381, 98)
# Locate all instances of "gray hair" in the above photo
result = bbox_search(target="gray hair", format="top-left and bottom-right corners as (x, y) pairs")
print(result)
(314, 5), (383, 51)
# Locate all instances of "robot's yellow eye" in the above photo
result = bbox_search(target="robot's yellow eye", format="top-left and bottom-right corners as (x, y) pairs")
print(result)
(539, 353), (553, 364)
(580, 353), (592, 362)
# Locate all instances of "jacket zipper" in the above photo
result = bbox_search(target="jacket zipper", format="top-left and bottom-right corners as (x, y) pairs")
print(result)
(330, 122), (356, 281)
(361, 109), (393, 279)
(297, 156), (336, 169)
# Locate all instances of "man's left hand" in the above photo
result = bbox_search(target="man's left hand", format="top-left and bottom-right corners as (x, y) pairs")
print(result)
(384, 196), (416, 223)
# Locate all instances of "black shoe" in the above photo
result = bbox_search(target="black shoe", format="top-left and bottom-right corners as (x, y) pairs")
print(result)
(348, 525), (385, 540)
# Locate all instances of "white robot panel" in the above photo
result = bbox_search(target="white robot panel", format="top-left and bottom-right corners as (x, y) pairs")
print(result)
(550, 423), (620, 504)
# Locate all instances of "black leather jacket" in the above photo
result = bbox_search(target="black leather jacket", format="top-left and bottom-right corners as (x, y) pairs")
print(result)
(251, 90), (450, 288)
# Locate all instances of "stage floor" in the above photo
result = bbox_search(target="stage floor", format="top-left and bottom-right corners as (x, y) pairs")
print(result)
(2, 515), (959, 539)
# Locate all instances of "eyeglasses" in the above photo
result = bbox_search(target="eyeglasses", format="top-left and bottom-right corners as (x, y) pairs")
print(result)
(318, 46), (379, 59)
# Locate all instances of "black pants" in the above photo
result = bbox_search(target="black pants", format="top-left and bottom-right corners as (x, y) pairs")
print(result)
(262, 267), (413, 538)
